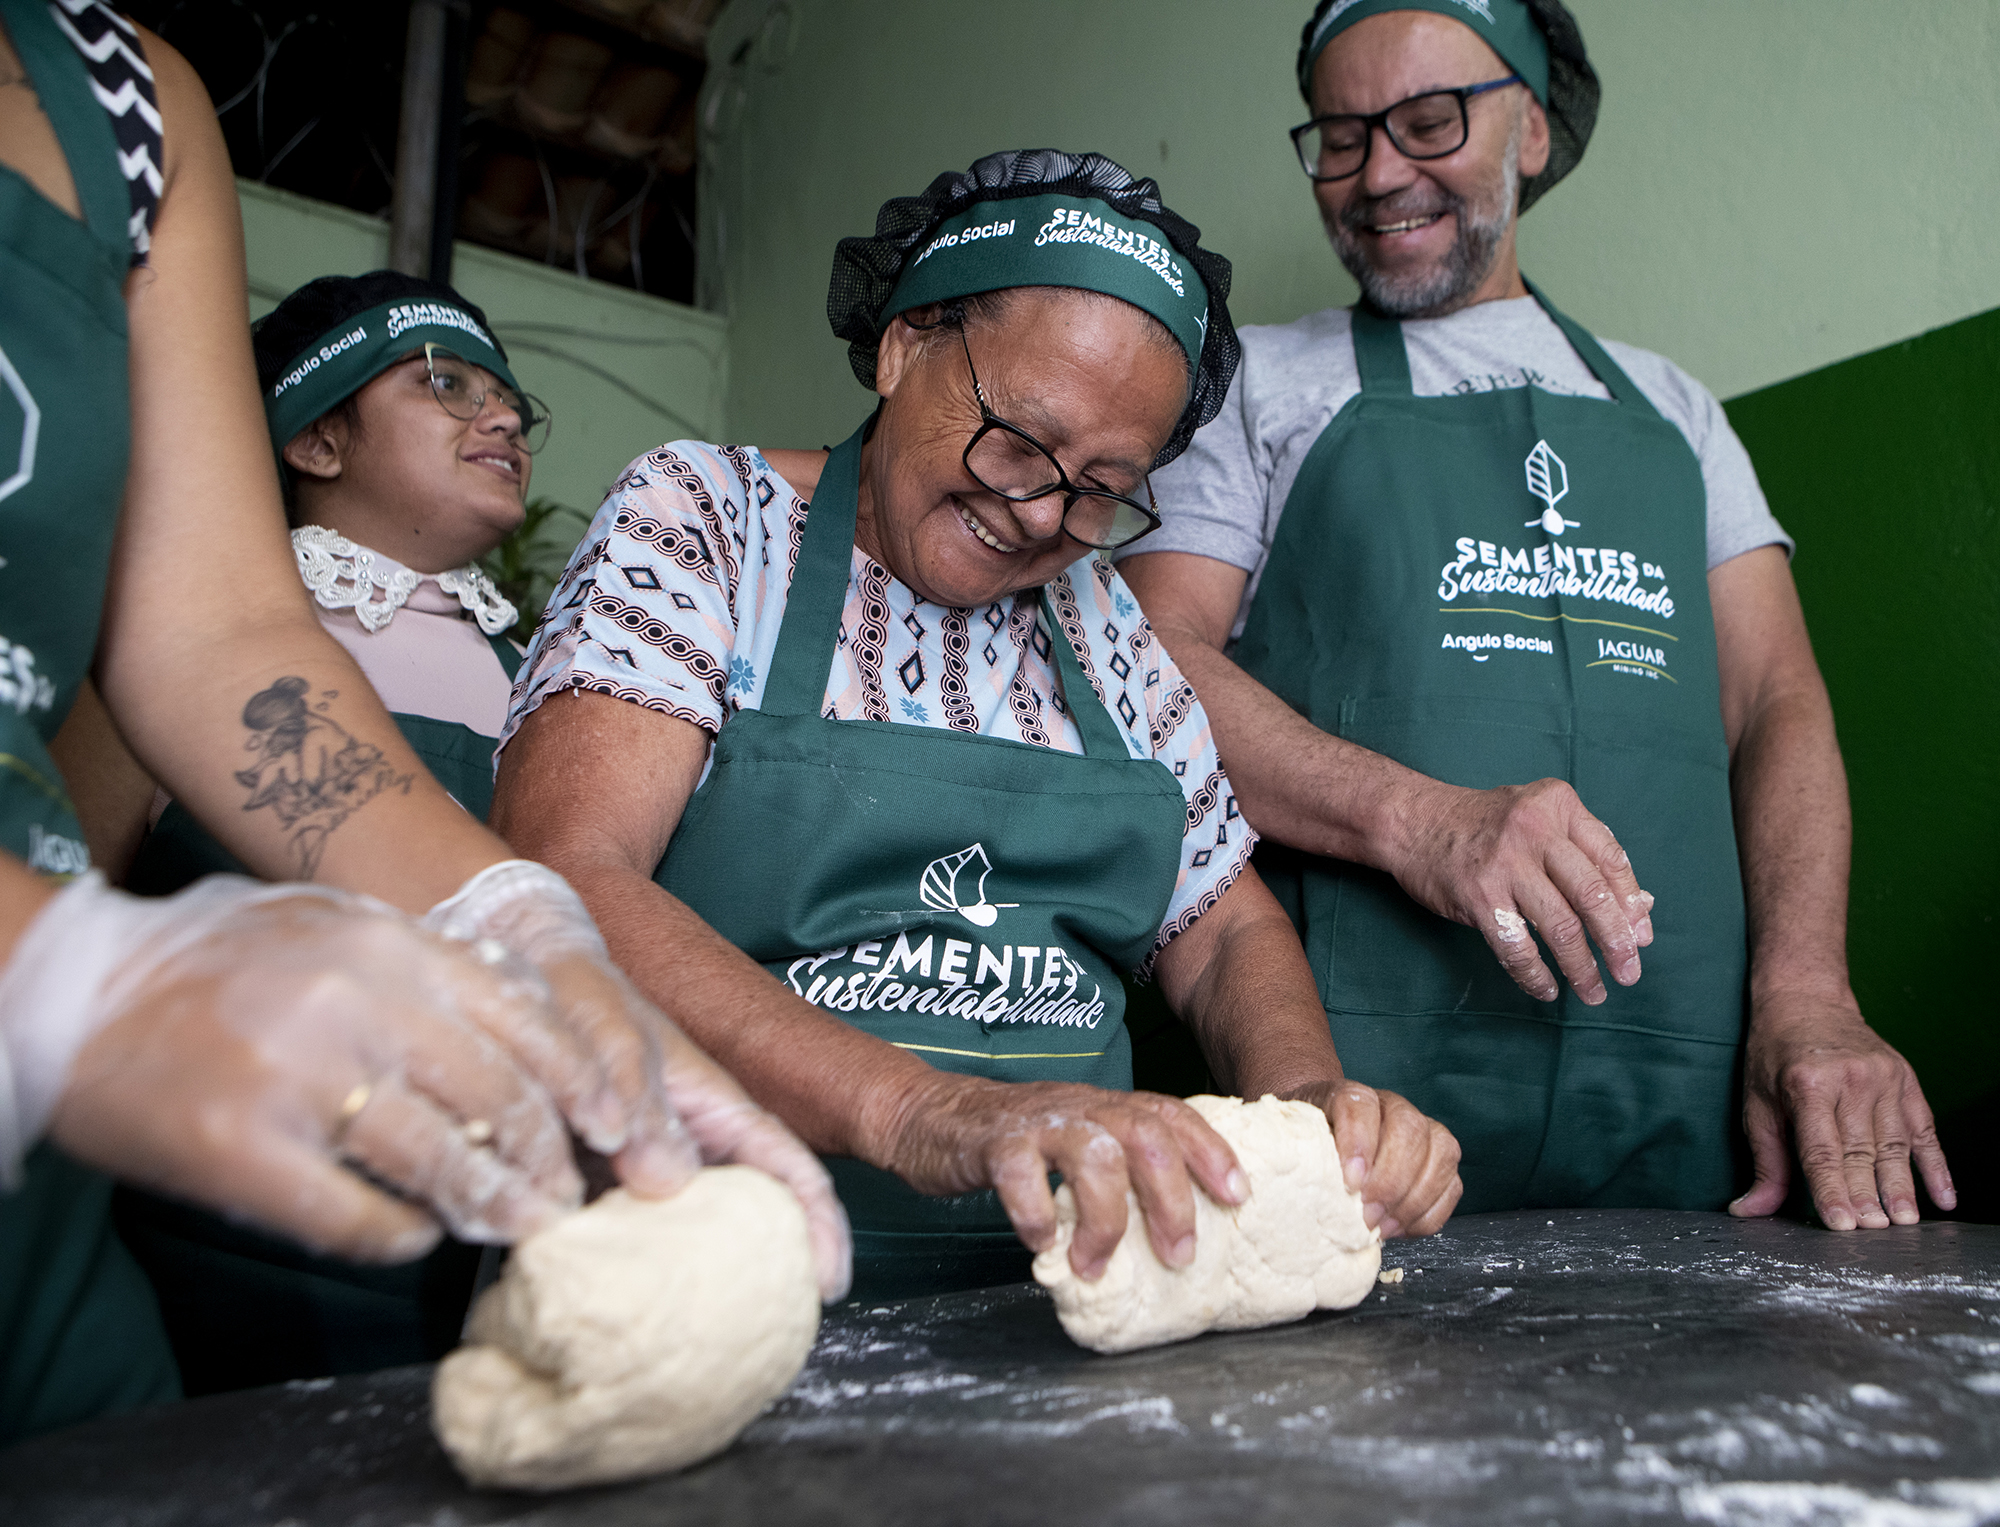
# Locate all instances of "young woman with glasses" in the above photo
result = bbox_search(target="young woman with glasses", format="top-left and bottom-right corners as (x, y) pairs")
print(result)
(109, 273), (611, 1391)
(0, 4), (844, 1440)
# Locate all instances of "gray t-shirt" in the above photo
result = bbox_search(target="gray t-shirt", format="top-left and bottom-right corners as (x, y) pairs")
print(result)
(1131, 295), (1791, 638)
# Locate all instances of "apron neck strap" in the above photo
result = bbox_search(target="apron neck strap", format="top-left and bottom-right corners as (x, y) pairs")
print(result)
(486, 629), (523, 681)
(1350, 302), (1415, 396)
(0, 0), (133, 262)
(1523, 279), (1664, 422)
(1040, 585), (1127, 760)
(1352, 284), (1667, 424)
(762, 421), (1129, 760)
(762, 424), (868, 717)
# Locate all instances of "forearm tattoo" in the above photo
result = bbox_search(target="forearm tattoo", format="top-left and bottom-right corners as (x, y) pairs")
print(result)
(235, 677), (412, 878)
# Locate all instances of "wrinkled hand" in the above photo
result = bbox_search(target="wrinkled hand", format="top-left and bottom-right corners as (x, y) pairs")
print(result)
(1389, 776), (1652, 1005)
(1286, 1078), (1461, 1237)
(1732, 992), (1953, 1230)
(885, 1076), (1245, 1281)
(39, 879), (584, 1262)
(428, 861), (852, 1301)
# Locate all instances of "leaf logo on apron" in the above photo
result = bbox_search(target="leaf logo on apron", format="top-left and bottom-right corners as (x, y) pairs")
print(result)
(0, 341), (42, 508)
(918, 842), (1020, 929)
(1523, 439), (1579, 537)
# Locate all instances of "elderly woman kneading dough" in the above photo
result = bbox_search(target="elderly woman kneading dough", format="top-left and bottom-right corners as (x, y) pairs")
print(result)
(494, 151), (1463, 1301)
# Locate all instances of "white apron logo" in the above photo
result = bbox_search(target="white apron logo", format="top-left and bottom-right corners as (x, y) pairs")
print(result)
(779, 845), (1107, 1030)
(920, 843), (1018, 929)
(1437, 442), (1678, 620)
(1524, 439), (1579, 536)
(0, 340), (41, 511)
(1442, 631), (1553, 663)
(784, 935), (1107, 1032)
(0, 636), (54, 714)
(1594, 637), (1674, 683)
(26, 823), (88, 876)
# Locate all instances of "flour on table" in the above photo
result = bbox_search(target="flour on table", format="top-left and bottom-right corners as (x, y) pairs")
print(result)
(431, 1167), (820, 1491)
(1033, 1094), (1381, 1354)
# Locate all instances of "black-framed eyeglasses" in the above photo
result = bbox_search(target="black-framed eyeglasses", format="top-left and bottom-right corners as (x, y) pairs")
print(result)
(422, 343), (552, 454)
(1290, 74), (1522, 182)
(952, 325), (1161, 552)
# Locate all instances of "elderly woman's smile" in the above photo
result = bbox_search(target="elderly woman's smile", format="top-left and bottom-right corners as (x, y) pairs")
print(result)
(491, 149), (1461, 1313)
(856, 289), (1189, 610)
(953, 497), (1024, 553)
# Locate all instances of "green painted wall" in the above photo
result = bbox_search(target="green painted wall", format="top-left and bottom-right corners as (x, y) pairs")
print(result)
(1724, 308), (2000, 1123)
(228, 4), (1996, 1165)
(237, 181), (727, 520)
(695, 0), (2000, 1138)
(699, 0), (2000, 448)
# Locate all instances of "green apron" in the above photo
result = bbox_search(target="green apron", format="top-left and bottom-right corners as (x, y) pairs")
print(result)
(116, 636), (519, 1392)
(109, 1188), (483, 1398)
(655, 424), (1188, 1302)
(126, 633), (522, 894)
(1235, 288), (1747, 1214)
(0, 0), (182, 1440)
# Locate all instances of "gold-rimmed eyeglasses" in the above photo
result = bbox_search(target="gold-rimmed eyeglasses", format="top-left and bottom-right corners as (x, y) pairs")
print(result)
(422, 343), (552, 454)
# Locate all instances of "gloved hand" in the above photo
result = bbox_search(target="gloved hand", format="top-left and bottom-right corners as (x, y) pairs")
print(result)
(3, 873), (586, 1262)
(427, 861), (854, 1301)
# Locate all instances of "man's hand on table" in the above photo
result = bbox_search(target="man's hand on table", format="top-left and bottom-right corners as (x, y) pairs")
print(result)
(880, 1076), (1246, 1281)
(1733, 991), (1954, 1230)
(1386, 775), (1653, 1006)
(1285, 1078), (1462, 1239)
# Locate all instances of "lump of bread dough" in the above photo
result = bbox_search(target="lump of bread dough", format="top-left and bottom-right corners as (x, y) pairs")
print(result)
(432, 1166), (819, 1491)
(1032, 1094), (1380, 1354)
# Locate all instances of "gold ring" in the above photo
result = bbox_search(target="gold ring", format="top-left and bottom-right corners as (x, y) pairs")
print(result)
(333, 1082), (372, 1140)
(463, 1118), (494, 1147)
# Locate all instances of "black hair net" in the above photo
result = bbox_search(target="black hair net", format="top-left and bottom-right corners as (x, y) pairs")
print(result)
(828, 149), (1240, 470)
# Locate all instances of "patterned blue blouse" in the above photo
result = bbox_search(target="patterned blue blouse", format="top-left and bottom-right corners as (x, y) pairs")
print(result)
(504, 441), (1256, 971)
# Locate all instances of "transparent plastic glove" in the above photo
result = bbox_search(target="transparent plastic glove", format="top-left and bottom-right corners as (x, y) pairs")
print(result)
(427, 861), (853, 1301)
(5, 873), (585, 1262)
(654, 1043), (854, 1304)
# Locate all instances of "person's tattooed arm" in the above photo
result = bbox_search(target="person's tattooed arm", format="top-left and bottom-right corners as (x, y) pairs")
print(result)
(234, 677), (413, 878)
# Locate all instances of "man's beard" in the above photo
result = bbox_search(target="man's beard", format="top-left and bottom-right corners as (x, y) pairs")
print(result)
(1325, 119), (1522, 319)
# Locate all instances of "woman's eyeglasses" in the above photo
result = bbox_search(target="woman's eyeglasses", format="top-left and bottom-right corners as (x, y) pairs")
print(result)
(423, 343), (552, 454)
(952, 324), (1160, 552)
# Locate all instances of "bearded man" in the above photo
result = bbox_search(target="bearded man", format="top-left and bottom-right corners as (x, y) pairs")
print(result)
(1119, 0), (1953, 1232)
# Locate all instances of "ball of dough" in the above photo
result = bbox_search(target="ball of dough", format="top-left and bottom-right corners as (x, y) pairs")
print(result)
(1032, 1094), (1380, 1354)
(432, 1166), (820, 1491)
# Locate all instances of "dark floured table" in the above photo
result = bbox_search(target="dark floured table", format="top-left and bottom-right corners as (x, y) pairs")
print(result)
(5, 1209), (1998, 1526)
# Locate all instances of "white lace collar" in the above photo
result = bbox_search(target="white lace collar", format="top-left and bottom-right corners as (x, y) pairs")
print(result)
(291, 525), (517, 637)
